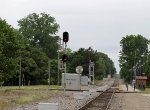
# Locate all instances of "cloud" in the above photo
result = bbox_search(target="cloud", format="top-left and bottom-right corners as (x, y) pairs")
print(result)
(0, 0), (150, 73)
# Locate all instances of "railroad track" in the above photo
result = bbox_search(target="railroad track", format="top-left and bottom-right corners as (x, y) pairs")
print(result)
(79, 80), (118, 110)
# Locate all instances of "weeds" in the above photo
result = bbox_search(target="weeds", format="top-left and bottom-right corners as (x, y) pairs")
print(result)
(15, 93), (49, 104)
(0, 85), (60, 109)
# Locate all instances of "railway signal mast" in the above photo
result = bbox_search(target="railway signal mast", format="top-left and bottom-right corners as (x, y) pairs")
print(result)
(57, 32), (69, 85)
(89, 60), (95, 84)
(62, 32), (69, 95)
(57, 37), (64, 85)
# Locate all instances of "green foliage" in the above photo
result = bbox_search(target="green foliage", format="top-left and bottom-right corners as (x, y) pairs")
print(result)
(145, 53), (150, 77)
(145, 53), (150, 86)
(0, 74), (4, 87)
(0, 18), (25, 82)
(49, 59), (58, 85)
(67, 47), (116, 79)
(18, 13), (59, 58)
(0, 13), (116, 86)
(16, 13), (60, 85)
(119, 35), (150, 82)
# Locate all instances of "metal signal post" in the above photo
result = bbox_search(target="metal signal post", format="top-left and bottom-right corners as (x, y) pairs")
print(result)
(57, 38), (64, 85)
(62, 32), (69, 96)
(89, 61), (95, 84)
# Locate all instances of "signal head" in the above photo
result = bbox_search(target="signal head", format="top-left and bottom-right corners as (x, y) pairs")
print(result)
(63, 32), (69, 42)
(62, 54), (68, 62)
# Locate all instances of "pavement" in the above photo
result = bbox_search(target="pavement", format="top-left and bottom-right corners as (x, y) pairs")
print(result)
(119, 84), (140, 92)
(109, 81), (150, 110)
(122, 93), (150, 110)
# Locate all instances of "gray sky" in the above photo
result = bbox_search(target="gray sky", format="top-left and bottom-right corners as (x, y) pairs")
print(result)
(1, 0), (150, 73)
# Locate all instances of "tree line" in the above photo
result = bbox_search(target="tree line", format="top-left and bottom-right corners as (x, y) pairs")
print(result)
(119, 35), (150, 85)
(0, 12), (116, 86)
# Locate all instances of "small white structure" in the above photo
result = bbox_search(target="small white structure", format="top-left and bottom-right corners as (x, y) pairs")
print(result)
(81, 76), (88, 86)
(38, 103), (59, 110)
(62, 73), (81, 90)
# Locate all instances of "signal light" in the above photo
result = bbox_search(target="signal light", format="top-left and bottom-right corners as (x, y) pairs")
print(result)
(63, 32), (69, 43)
(62, 54), (68, 62)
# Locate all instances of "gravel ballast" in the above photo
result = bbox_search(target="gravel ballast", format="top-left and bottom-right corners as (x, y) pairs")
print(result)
(12, 79), (114, 110)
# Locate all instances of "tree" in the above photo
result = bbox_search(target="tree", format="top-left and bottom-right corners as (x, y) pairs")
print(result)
(146, 53), (150, 70)
(94, 52), (116, 78)
(67, 47), (116, 79)
(15, 45), (49, 85)
(145, 52), (150, 85)
(0, 18), (25, 83)
(0, 74), (4, 88)
(18, 13), (60, 58)
(48, 59), (58, 85)
(29, 47), (49, 84)
(119, 35), (149, 82)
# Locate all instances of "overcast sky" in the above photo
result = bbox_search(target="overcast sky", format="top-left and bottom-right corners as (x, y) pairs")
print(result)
(1, 0), (150, 73)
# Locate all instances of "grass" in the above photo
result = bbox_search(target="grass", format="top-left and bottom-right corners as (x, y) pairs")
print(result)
(15, 93), (49, 104)
(0, 101), (11, 110)
(15, 90), (58, 104)
(143, 88), (150, 94)
(0, 85), (61, 109)
(0, 85), (61, 90)
(94, 80), (103, 86)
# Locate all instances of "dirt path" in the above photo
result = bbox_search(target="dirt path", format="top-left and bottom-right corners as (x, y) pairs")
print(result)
(110, 93), (150, 110)
(109, 79), (150, 110)
(122, 93), (150, 110)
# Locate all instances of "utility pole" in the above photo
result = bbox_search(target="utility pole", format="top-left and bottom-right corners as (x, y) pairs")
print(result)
(57, 50), (60, 85)
(57, 49), (60, 85)
(48, 60), (50, 86)
(22, 74), (24, 86)
(19, 56), (21, 88)
(133, 50), (137, 91)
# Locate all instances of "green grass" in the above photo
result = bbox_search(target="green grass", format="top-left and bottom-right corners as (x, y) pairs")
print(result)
(15, 94), (48, 104)
(143, 88), (150, 94)
(0, 85), (61, 108)
(94, 80), (103, 86)
(0, 85), (61, 90)
(15, 90), (58, 104)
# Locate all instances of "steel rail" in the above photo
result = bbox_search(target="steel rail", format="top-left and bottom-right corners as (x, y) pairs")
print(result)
(105, 90), (115, 110)
(78, 80), (118, 110)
